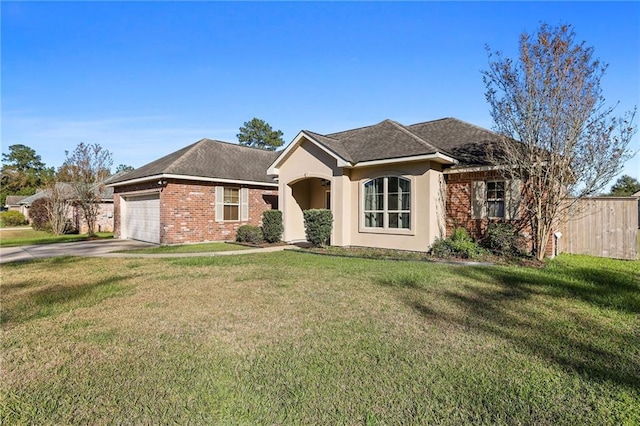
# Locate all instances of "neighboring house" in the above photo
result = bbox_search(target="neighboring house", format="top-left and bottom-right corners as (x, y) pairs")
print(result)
(269, 117), (535, 253)
(18, 182), (115, 233)
(107, 139), (279, 244)
(4, 195), (29, 215)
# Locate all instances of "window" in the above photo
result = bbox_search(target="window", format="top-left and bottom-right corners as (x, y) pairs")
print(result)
(486, 181), (505, 218)
(216, 186), (249, 222)
(472, 179), (521, 220)
(363, 176), (411, 229)
(223, 187), (239, 221)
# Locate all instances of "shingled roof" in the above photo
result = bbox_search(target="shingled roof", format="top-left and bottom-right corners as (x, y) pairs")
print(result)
(19, 182), (114, 205)
(299, 117), (503, 166)
(407, 118), (503, 166)
(109, 139), (280, 186)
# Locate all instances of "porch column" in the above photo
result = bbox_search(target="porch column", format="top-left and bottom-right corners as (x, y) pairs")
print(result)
(331, 172), (351, 246)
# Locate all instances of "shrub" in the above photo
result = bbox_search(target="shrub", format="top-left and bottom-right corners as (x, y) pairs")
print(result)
(483, 223), (525, 257)
(430, 227), (485, 259)
(29, 198), (51, 231)
(303, 209), (333, 247)
(261, 210), (283, 243)
(0, 210), (28, 227)
(236, 225), (264, 245)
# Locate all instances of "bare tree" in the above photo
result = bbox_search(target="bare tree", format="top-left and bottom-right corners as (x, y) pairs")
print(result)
(45, 183), (73, 235)
(63, 142), (113, 236)
(483, 23), (636, 260)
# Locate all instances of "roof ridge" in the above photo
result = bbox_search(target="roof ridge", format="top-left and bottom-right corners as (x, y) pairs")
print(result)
(407, 117), (450, 127)
(201, 138), (282, 154)
(387, 120), (442, 152)
(444, 117), (499, 136)
(409, 117), (499, 137)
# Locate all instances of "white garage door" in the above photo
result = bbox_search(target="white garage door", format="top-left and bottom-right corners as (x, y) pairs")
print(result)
(124, 194), (160, 244)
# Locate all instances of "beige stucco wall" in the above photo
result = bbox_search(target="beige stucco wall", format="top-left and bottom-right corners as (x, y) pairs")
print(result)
(276, 137), (446, 251)
(346, 162), (445, 252)
(277, 139), (338, 242)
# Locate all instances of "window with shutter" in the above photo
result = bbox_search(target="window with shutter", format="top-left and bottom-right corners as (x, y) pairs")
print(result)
(471, 179), (520, 220)
(216, 186), (243, 222)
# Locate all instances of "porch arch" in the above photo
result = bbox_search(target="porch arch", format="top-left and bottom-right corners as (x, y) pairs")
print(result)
(283, 174), (332, 242)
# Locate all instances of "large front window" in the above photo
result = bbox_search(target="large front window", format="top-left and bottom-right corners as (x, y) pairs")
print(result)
(364, 176), (411, 229)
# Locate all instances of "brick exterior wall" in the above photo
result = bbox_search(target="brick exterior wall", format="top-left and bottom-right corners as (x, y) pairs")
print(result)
(445, 170), (555, 257)
(113, 179), (277, 244)
(74, 203), (114, 234)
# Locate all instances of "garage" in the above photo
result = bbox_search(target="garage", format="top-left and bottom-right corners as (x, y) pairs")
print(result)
(123, 193), (160, 244)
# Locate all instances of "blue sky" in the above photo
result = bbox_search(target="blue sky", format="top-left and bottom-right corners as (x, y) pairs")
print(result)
(2, 1), (639, 186)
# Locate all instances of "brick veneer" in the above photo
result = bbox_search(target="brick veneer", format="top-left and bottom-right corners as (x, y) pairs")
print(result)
(113, 179), (277, 244)
(445, 170), (555, 257)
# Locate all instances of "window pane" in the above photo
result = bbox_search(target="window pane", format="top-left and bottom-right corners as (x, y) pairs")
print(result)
(487, 181), (504, 201)
(401, 192), (410, 210)
(365, 194), (383, 210)
(388, 177), (399, 193)
(389, 213), (398, 228)
(224, 188), (239, 204)
(389, 213), (411, 229)
(487, 201), (505, 218)
(399, 178), (410, 193)
(399, 213), (410, 229)
(365, 178), (383, 210)
(365, 178), (383, 194)
(365, 212), (383, 228)
(224, 205), (239, 220)
(388, 193), (399, 210)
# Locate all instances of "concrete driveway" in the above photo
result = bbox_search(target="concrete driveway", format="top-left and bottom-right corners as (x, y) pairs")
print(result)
(0, 239), (157, 264)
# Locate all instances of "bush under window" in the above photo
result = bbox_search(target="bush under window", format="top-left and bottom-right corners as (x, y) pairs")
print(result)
(483, 223), (525, 256)
(236, 225), (264, 245)
(430, 227), (485, 259)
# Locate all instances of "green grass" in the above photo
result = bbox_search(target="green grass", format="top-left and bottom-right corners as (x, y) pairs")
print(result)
(116, 241), (251, 254)
(0, 228), (113, 247)
(1, 253), (638, 424)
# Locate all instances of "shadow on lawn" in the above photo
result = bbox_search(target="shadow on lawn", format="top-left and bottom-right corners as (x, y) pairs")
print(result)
(1, 275), (131, 327)
(406, 263), (640, 388)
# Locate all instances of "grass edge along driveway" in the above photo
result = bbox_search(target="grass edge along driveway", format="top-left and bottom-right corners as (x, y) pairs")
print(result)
(1, 252), (638, 424)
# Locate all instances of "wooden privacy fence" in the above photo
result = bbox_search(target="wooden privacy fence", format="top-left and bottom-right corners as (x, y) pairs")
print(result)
(558, 197), (639, 260)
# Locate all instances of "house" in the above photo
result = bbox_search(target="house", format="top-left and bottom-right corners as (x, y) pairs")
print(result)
(269, 117), (529, 253)
(18, 182), (115, 233)
(4, 195), (29, 215)
(107, 139), (279, 244)
(109, 117), (535, 253)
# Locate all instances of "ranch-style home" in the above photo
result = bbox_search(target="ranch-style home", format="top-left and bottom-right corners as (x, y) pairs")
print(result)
(109, 117), (537, 252)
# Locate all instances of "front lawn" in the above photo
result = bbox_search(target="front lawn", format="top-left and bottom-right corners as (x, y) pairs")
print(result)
(1, 253), (638, 424)
(116, 241), (251, 254)
(0, 229), (113, 247)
